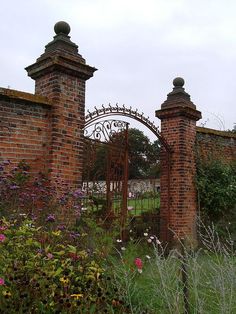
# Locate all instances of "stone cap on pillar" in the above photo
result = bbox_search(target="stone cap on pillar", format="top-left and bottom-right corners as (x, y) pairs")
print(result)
(156, 77), (202, 121)
(25, 21), (97, 80)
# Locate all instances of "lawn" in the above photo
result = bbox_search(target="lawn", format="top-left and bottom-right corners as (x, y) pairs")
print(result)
(82, 194), (160, 217)
(109, 238), (236, 313)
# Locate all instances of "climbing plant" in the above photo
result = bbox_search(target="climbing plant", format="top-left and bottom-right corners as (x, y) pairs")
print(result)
(196, 158), (236, 236)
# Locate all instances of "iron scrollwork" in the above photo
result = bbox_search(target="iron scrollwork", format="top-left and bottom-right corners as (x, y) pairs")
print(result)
(84, 104), (171, 152)
(84, 119), (129, 144)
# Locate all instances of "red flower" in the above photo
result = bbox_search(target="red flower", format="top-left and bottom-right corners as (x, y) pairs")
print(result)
(134, 258), (143, 270)
(68, 252), (79, 261)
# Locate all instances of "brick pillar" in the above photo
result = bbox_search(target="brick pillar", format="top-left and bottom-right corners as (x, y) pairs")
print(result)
(156, 77), (201, 246)
(26, 21), (97, 189)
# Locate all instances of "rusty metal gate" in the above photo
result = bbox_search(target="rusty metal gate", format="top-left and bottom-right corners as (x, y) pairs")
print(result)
(83, 119), (129, 236)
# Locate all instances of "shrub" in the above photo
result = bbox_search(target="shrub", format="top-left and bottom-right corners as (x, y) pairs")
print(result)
(196, 159), (236, 237)
(0, 217), (132, 313)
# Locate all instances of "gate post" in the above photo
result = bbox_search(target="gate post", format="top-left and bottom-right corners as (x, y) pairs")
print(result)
(156, 78), (201, 247)
(26, 21), (96, 190)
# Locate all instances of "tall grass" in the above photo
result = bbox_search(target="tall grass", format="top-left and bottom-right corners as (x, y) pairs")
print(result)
(109, 223), (236, 313)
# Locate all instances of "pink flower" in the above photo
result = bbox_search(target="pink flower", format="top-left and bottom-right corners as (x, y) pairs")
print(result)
(47, 253), (53, 259)
(0, 234), (6, 242)
(0, 278), (5, 285)
(134, 258), (143, 270)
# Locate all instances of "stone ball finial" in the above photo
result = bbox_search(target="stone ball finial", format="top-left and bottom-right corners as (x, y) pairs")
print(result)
(54, 21), (71, 35)
(173, 77), (185, 88)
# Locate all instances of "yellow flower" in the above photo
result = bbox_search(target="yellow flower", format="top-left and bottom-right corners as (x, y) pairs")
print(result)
(3, 290), (11, 298)
(71, 293), (83, 300)
(52, 230), (61, 236)
(59, 277), (69, 285)
(78, 250), (88, 259)
(86, 274), (96, 281)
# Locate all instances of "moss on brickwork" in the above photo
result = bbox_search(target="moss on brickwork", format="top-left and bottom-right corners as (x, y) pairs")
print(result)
(197, 126), (236, 138)
(0, 87), (51, 106)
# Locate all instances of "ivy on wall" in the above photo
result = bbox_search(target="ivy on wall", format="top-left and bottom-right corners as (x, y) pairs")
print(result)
(196, 158), (236, 236)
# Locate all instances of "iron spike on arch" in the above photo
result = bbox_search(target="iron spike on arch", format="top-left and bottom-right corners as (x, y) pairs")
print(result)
(84, 104), (172, 152)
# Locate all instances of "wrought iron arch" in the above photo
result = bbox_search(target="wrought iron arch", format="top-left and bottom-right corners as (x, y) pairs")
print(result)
(85, 104), (171, 152)
(83, 104), (171, 240)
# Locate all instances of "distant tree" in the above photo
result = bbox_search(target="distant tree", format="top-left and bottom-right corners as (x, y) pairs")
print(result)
(83, 141), (107, 181)
(146, 139), (161, 178)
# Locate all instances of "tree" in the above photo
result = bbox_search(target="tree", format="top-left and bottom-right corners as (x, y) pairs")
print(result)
(83, 127), (161, 181)
(127, 129), (160, 179)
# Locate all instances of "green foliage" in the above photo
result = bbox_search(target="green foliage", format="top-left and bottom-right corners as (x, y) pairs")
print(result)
(2, 158), (236, 312)
(0, 218), (131, 313)
(196, 159), (236, 236)
(0, 161), (130, 313)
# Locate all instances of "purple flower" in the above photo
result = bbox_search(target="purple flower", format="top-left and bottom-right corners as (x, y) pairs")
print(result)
(70, 232), (80, 239)
(10, 184), (20, 190)
(59, 196), (66, 205)
(46, 214), (55, 223)
(57, 225), (66, 231)
(73, 189), (84, 198)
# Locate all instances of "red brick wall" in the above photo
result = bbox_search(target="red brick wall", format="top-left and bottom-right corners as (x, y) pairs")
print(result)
(196, 127), (236, 163)
(158, 111), (200, 244)
(33, 72), (86, 188)
(0, 88), (51, 174)
(156, 79), (202, 246)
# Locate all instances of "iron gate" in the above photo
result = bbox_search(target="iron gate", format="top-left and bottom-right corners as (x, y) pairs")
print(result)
(82, 119), (129, 235)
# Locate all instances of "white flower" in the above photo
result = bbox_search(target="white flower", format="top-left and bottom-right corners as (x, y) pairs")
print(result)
(147, 238), (152, 243)
(121, 247), (126, 251)
(144, 233), (148, 237)
(129, 229), (133, 233)
(137, 269), (143, 273)
(116, 239), (122, 243)
(150, 236), (154, 240)
(156, 239), (161, 245)
(146, 255), (151, 260)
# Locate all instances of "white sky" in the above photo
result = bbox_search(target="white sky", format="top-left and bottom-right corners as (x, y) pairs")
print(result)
(1, 0), (236, 136)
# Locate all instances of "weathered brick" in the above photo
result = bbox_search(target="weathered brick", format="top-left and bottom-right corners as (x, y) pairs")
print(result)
(156, 78), (201, 247)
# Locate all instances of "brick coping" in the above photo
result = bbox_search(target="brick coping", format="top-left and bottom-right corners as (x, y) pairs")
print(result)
(0, 87), (51, 107)
(197, 126), (236, 138)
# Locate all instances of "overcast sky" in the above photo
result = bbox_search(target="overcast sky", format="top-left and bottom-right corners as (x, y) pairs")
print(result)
(1, 0), (236, 137)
